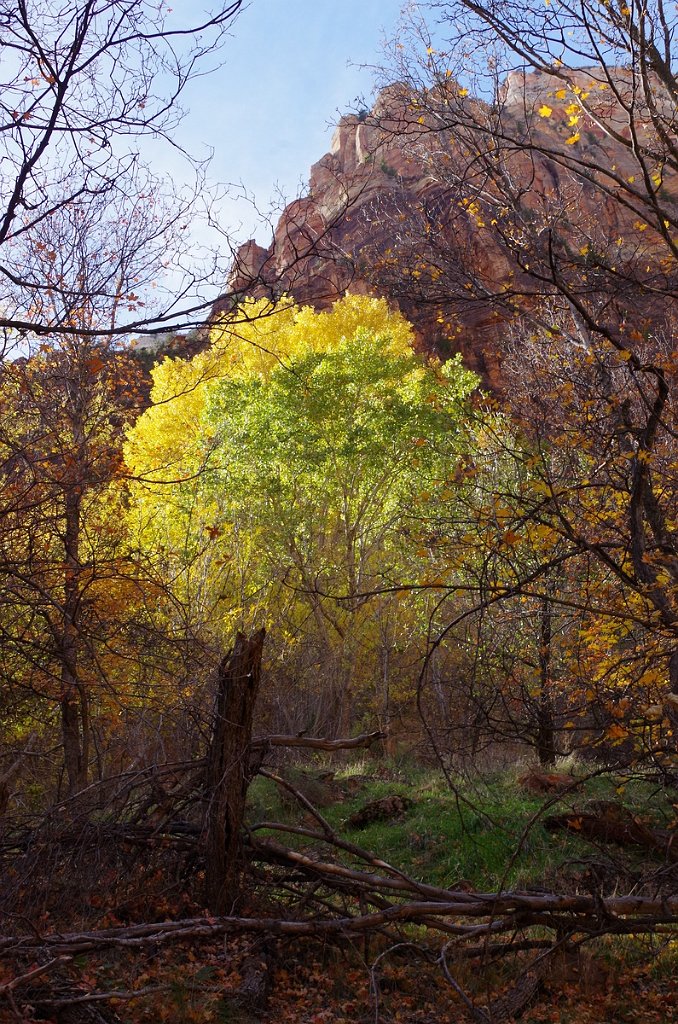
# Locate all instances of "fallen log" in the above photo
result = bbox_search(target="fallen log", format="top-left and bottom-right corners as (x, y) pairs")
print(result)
(1, 890), (676, 956)
(544, 800), (678, 861)
(251, 730), (385, 751)
(347, 794), (414, 829)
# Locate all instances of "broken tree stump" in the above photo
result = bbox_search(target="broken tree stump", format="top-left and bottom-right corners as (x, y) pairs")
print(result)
(204, 629), (265, 914)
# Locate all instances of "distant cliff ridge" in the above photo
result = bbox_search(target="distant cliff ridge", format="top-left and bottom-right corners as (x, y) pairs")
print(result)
(222, 68), (674, 388)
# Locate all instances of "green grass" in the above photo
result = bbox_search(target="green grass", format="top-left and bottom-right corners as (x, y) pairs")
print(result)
(246, 758), (677, 893)
(322, 767), (583, 890)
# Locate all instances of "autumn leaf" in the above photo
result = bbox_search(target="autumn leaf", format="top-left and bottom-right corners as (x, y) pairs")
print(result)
(606, 723), (629, 742)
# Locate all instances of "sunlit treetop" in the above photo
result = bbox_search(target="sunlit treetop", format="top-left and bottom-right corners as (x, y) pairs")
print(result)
(126, 292), (479, 505)
(129, 295), (422, 482)
(209, 293), (417, 373)
(147, 294), (415, 400)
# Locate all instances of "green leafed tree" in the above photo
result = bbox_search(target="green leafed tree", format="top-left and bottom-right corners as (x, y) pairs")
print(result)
(126, 294), (479, 738)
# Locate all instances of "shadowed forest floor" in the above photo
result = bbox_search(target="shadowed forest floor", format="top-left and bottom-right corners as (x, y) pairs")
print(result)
(1, 758), (675, 1023)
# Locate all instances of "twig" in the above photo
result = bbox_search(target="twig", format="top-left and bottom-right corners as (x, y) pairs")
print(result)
(440, 942), (488, 1023)
(0, 955), (72, 993)
(28, 984), (167, 1006)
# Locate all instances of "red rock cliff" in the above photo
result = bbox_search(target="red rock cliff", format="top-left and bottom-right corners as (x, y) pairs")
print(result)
(221, 69), (676, 388)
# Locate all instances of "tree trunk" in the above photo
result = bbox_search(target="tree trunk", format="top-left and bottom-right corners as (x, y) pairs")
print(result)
(204, 629), (265, 914)
(536, 593), (556, 767)
(60, 486), (87, 796)
(666, 649), (678, 756)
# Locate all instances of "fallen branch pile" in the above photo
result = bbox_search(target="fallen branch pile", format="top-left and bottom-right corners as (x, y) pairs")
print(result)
(1, 890), (676, 958)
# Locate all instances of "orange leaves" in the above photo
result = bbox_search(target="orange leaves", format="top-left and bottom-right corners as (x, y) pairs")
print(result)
(606, 723), (629, 743)
(32, 241), (57, 261)
(86, 355), (105, 375)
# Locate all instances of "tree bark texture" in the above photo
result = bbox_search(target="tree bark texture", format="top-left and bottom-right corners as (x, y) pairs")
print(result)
(60, 485), (88, 796)
(204, 629), (265, 914)
(536, 592), (556, 767)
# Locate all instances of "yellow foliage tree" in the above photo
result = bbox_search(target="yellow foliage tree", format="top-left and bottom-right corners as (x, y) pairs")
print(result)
(126, 294), (478, 737)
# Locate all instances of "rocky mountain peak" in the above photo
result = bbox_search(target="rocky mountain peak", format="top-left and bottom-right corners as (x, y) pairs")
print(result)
(221, 68), (674, 389)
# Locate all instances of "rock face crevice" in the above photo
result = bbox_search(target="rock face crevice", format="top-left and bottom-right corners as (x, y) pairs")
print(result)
(221, 68), (677, 389)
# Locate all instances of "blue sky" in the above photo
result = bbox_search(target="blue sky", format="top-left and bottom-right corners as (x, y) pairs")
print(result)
(171, 0), (405, 245)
